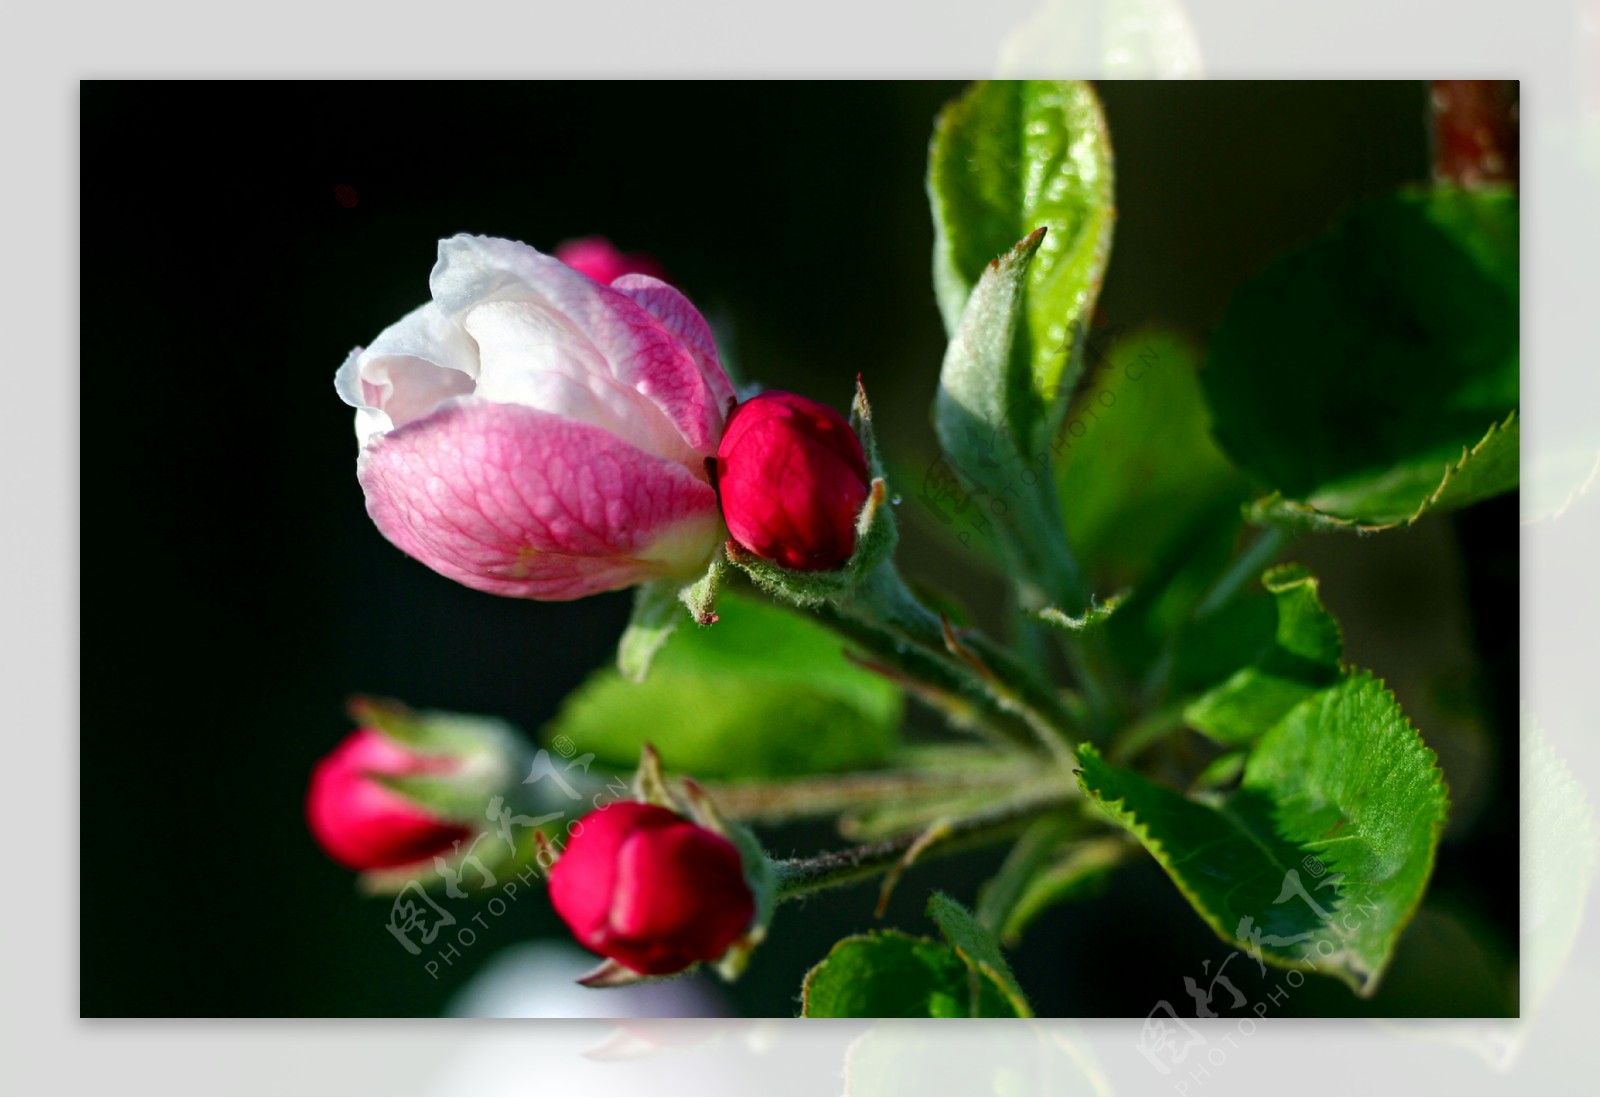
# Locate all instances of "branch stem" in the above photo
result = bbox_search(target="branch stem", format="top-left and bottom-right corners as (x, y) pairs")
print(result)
(771, 788), (1075, 902)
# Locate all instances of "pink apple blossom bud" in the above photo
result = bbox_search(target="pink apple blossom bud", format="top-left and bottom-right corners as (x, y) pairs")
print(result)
(715, 391), (870, 571)
(305, 727), (474, 871)
(549, 801), (756, 976)
(554, 236), (669, 286)
(336, 235), (736, 600)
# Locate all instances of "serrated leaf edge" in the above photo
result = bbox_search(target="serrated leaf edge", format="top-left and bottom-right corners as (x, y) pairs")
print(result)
(1078, 671), (1449, 995)
(1248, 410), (1518, 533)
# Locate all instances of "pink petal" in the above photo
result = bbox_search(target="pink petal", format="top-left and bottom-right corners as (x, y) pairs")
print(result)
(430, 235), (728, 458)
(611, 273), (736, 418)
(358, 399), (722, 601)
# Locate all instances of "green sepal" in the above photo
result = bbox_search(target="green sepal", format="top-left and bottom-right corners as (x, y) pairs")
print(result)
(616, 551), (730, 683)
(345, 697), (525, 824)
(712, 815), (779, 982)
(726, 478), (897, 608)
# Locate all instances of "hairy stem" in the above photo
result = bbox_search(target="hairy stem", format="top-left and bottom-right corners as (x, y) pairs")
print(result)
(770, 788), (1076, 902)
(706, 761), (1035, 825)
(832, 562), (1084, 762)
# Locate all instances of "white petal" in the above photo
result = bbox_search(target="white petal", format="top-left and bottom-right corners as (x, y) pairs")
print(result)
(338, 302), (479, 448)
(430, 235), (721, 462)
(462, 299), (697, 467)
(334, 346), (394, 448)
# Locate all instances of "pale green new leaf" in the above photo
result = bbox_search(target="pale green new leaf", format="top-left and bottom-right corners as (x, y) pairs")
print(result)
(930, 79), (1115, 430)
(933, 228), (1045, 501)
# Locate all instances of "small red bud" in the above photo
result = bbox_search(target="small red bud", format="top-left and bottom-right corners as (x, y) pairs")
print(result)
(305, 728), (473, 871)
(549, 801), (755, 976)
(715, 390), (870, 571)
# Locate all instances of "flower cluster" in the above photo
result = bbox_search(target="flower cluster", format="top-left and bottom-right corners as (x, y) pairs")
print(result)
(336, 234), (872, 599)
(317, 235), (874, 978)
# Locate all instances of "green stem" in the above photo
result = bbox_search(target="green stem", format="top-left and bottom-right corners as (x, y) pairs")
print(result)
(814, 601), (1045, 755)
(829, 562), (1084, 761)
(705, 762), (1036, 825)
(1193, 525), (1290, 620)
(771, 789), (1074, 902)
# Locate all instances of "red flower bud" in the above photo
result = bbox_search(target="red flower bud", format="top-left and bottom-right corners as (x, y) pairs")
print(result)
(554, 236), (669, 286)
(549, 801), (755, 975)
(305, 728), (474, 870)
(715, 391), (870, 571)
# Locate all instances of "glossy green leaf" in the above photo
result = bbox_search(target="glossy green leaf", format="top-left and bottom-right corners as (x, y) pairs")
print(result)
(800, 931), (1019, 1018)
(925, 892), (1034, 1017)
(1184, 564), (1343, 745)
(545, 592), (902, 780)
(1205, 187), (1518, 529)
(929, 79), (1115, 438)
(1078, 671), (1448, 994)
(1055, 330), (1249, 587)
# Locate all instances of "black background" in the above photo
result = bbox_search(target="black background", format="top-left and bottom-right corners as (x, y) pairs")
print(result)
(81, 81), (1517, 1018)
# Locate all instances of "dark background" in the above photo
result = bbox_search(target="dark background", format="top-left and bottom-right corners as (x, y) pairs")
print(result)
(81, 81), (1517, 1018)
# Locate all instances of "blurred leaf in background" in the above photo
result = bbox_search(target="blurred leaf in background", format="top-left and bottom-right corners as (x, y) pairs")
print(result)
(544, 592), (903, 780)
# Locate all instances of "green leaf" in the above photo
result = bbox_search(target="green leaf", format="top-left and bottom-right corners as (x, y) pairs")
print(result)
(929, 79), (1115, 434)
(1184, 564), (1343, 745)
(932, 230), (1089, 609)
(800, 931), (1019, 1018)
(1248, 411), (1520, 532)
(1204, 187), (1518, 529)
(925, 892), (1034, 1017)
(933, 227), (1047, 498)
(1078, 671), (1448, 994)
(545, 592), (903, 780)
(1055, 329), (1249, 587)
